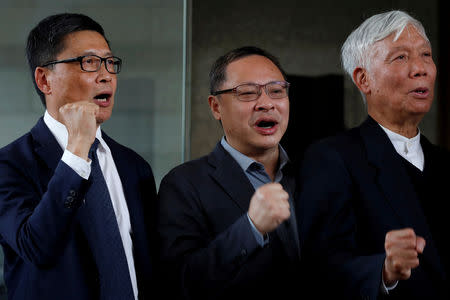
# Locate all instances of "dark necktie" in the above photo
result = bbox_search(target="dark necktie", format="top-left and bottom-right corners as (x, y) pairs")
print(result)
(79, 138), (135, 300)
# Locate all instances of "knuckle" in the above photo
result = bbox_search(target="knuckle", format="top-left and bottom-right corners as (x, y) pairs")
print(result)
(407, 239), (416, 248)
(401, 269), (411, 279)
(255, 189), (263, 199)
(385, 239), (392, 250)
(405, 228), (415, 237)
(285, 210), (291, 219)
(385, 231), (393, 241)
(392, 261), (402, 271)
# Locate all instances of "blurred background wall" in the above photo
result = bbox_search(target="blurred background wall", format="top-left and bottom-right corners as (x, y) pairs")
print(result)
(1, 0), (449, 298)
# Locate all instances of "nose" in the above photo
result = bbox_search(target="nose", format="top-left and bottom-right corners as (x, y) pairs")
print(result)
(255, 89), (274, 111)
(97, 62), (114, 83)
(410, 56), (428, 78)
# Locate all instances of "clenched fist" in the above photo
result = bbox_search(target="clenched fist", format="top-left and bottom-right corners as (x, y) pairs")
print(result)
(248, 182), (290, 235)
(59, 101), (99, 160)
(383, 228), (426, 286)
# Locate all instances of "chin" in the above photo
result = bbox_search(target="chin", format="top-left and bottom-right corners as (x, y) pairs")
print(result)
(259, 137), (281, 150)
(96, 111), (112, 124)
(95, 116), (108, 125)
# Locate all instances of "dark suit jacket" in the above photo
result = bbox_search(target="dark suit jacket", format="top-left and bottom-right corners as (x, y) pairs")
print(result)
(157, 142), (301, 300)
(0, 118), (157, 300)
(297, 116), (450, 299)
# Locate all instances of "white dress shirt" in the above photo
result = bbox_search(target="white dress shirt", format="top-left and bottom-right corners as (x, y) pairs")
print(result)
(43, 111), (138, 300)
(379, 124), (424, 171)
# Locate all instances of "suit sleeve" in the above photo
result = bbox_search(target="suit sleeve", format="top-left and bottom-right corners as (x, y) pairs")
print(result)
(0, 155), (89, 267)
(297, 142), (385, 299)
(156, 169), (260, 299)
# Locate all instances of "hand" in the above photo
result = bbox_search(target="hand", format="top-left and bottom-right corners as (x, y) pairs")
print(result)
(59, 101), (99, 160)
(383, 228), (426, 286)
(248, 182), (290, 235)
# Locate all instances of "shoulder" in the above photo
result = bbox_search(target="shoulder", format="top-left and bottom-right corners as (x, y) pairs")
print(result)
(303, 127), (362, 160)
(161, 154), (210, 184)
(421, 135), (450, 163)
(295, 127), (370, 185)
(102, 132), (149, 164)
(422, 135), (450, 153)
(101, 132), (155, 181)
(157, 155), (214, 205)
(160, 142), (228, 184)
(0, 132), (43, 189)
(0, 131), (35, 164)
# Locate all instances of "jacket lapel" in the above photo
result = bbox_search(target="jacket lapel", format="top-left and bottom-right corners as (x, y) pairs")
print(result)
(360, 117), (444, 277)
(208, 143), (255, 212)
(30, 117), (64, 176)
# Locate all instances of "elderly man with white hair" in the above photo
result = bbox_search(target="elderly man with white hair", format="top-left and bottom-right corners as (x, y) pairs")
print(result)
(297, 10), (449, 299)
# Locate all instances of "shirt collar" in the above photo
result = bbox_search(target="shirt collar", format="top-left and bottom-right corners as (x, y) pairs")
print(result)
(43, 110), (107, 152)
(220, 136), (289, 172)
(378, 123), (421, 155)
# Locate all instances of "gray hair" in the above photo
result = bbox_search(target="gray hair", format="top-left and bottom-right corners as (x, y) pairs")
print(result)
(341, 10), (429, 83)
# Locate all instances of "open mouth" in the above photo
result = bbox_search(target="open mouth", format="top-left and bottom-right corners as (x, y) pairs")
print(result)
(94, 93), (110, 102)
(256, 120), (276, 128)
(413, 88), (427, 94)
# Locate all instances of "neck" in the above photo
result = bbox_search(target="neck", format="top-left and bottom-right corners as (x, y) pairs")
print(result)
(248, 147), (280, 181)
(369, 112), (421, 139)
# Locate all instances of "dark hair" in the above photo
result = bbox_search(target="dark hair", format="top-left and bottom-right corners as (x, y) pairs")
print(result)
(26, 13), (108, 107)
(209, 46), (287, 94)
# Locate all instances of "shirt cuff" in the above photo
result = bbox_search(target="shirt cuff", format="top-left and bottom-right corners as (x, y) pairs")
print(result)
(381, 273), (398, 295)
(61, 149), (91, 180)
(247, 213), (269, 247)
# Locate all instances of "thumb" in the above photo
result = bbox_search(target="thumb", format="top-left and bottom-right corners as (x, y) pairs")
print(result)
(416, 236), (426, 253)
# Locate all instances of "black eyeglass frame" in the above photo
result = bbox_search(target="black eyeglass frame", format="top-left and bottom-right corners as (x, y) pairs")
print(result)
(211, 81), (290, 101)
(40, 55), (122, 74)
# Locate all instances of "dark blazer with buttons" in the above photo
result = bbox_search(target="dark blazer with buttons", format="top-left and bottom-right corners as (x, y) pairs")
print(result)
(156, 142), (302, 300)
(0, 117), (157, 300)
(297, 116), (450, 300)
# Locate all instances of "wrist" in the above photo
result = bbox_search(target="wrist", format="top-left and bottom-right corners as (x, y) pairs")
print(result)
(382, 263), (397, 287)
(66, 137), (91, 161)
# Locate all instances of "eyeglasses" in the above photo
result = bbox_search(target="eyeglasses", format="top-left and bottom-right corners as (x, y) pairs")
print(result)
(41, 55), (122, 74)
(212, 81), (290, 102)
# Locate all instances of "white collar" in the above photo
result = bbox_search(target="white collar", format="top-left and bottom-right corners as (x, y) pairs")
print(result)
(378, 123), (421, 156)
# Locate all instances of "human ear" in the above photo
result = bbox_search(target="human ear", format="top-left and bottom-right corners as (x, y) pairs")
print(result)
(35, 67), (52, 95)
(353, 67), (371, 94)
(208, 95), (222, 121)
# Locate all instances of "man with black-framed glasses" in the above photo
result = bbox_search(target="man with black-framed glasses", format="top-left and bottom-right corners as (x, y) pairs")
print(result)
(157, 46), (301, 300)
(0, 13), (157, 300)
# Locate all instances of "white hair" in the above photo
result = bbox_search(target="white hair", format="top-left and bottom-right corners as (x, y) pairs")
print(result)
(341, 10), (429, 102)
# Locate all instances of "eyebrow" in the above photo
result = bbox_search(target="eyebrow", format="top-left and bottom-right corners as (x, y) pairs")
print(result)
(82, 50), (113, 56)
(386, 42), (431, 56)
